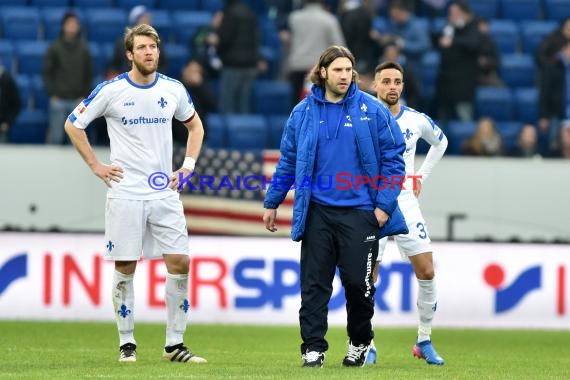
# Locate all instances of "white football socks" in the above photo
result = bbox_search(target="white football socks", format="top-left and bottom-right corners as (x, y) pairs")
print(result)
(165, 272), (189, 347)
(417, 278), (437, 342)
(112, 270), (136, 346)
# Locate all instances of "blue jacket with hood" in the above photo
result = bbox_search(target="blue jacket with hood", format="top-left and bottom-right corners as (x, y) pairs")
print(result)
(264, 82), (409, 241)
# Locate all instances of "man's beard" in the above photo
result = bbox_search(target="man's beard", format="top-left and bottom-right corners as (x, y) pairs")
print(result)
(133, 59), (158, 75)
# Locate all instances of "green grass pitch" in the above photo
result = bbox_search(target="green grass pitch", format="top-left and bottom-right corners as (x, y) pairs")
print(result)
(0, 321), (568, 379)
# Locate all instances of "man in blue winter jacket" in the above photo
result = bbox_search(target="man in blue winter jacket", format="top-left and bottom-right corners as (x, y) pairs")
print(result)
(262, 45), (408, 368)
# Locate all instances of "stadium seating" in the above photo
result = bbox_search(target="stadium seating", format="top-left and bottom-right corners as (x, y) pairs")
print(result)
(513, 87), (538, 123)
(15, 74), (31, 110)
(467, 0), (499, 19)
(520, 20), (558, 54)
(445, 120), (477, 155)
(41, 8), (86, 41)
(30, 0), (71, 6)
(8, 110), (48, 144)
(163, 43), (190, 78)
(171, 11), (212, 45)
(15, 41), (50, 76)
(225, 114), (268, 150)
(488, 20), (519, 54)
(252, 80), (293, 116)
(0, 7), (41, 41)
(476, 86), (514, 121)
(0, 0), (27, 5)
(74, 0), (113, 8)
(148, 10), (173, 44)
(0, 40), (14, 73)
(158, 0), (201, 11)
(84, 9), (127, 44)
(420, 51), (439, 89)
(500, 0), (541, 20)
(201, 0), (224, 12)
(543, 0), (570, 22)
(496, 121), (522, 151)
(500, 54), (535, 88)
(267, 114), (288, 149)
(116, 0), (157, 10)
(205, 113), (226, 148)
(31, 75), (49, 112)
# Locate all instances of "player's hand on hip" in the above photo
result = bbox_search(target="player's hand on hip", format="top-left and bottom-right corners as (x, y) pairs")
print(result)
(171, 168), (192, 192)
(92, 162), (124, 188)
(414, 179), (423, 198)
(374, 207), (389, 227)
(263, 209), (278, 232)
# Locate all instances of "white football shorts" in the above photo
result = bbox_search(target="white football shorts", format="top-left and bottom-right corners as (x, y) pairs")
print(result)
(103, 194), (189, 261)
(377, 195), (432, 262)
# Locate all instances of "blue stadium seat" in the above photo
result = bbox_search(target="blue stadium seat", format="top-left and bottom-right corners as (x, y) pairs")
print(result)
(226, 114), (268, 150)
(488, 20), (519, 54)
(30, 0), (71, 6)
(372, 17), (388, 33)
(446, 120), (477, 155)
(496, 121), (521, 151)
(163, 43), (189, 78)
(500, 0), (541, 20)
(172, 11), (212, 44)
(0, 40), (14, 73)
(476, 86), (514, 121)
(500, 54), (535, 88)
(8, 110), (48, 144)
(0, 7), (41, 41)
(116, 0), (157, 10)
(149, 10), (173, 44)
(267, 114), (288, 149)
(74, 0), (113, 7)
(0, 0), (27, 5)
(158, 0), (201, 11)
(88, 42), (104, 76)
(420, 51), (439, 89)
(467, 0), (499, 19)
(258, 45), (281, 80)
(15, 41), (50, 75)
(201, 0), (224, 12)
(31, 75), (49, 112)
(15, 74), (31, 110)
(543, 0), (570, 22)
(85, 9), (127, 44)
(520, 21), (558, 54)
(513, 87), (538, 123)
(205, 113), (226, 148)
(252, 80), (293, 116)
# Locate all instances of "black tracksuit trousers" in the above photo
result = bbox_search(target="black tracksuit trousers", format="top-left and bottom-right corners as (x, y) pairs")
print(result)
(299, 202), (379, 354)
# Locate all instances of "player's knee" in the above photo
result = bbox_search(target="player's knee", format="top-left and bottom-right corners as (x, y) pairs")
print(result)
(165, 254), (190, 274)
(415, 267), (434, 280)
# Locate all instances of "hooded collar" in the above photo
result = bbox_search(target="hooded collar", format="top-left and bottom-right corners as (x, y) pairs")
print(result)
(310, 82), (357, 105)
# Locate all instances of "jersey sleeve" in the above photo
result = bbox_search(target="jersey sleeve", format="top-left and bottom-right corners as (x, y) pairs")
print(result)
(418, 112), (444, 146)
(174, 85), (196, 123)
(68, 82), (110, 129)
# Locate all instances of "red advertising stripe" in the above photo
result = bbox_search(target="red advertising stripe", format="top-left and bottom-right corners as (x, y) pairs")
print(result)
(557, 266), (565, 316)
(185, 208), (292, 225)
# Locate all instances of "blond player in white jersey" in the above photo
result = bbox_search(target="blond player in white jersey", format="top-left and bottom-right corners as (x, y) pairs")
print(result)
(367, 61), (448, 366)
(65, 24), (206, 364)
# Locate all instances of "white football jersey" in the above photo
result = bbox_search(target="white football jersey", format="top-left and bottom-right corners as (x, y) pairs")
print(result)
(394, 105), (445, 197)
(69, 73), (195, 200)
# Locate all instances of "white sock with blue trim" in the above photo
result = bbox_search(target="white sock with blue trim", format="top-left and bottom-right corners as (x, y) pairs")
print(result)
(112, 270), (136, 346)
(417, 278), (437, 342)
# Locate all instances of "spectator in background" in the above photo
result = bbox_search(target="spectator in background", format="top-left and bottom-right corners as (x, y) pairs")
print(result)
(107, 6), (169, 78)
(282, 0), (345, 104)
(435, 1), (479, 122)
(173, 59), (217, 146)
(371, 0), (431, 76)
(43, 11), (92, 145)
(380, 42), (421, 109)
(536, 18), (570, 69)
(554, 121), (570, 159)
(213, 0), (262, 114)
(508, 123), (541, 158)
(0, 65), (21, 143)
(190, 11), (223, 80)
(476, 17), (503, 87)
(462, 117), (503, 156)
(339, 0), (373, 72)
(538, 41), (570, 153)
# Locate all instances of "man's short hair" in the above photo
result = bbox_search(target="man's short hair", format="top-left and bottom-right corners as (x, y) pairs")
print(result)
(374, 61), (405, 80)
